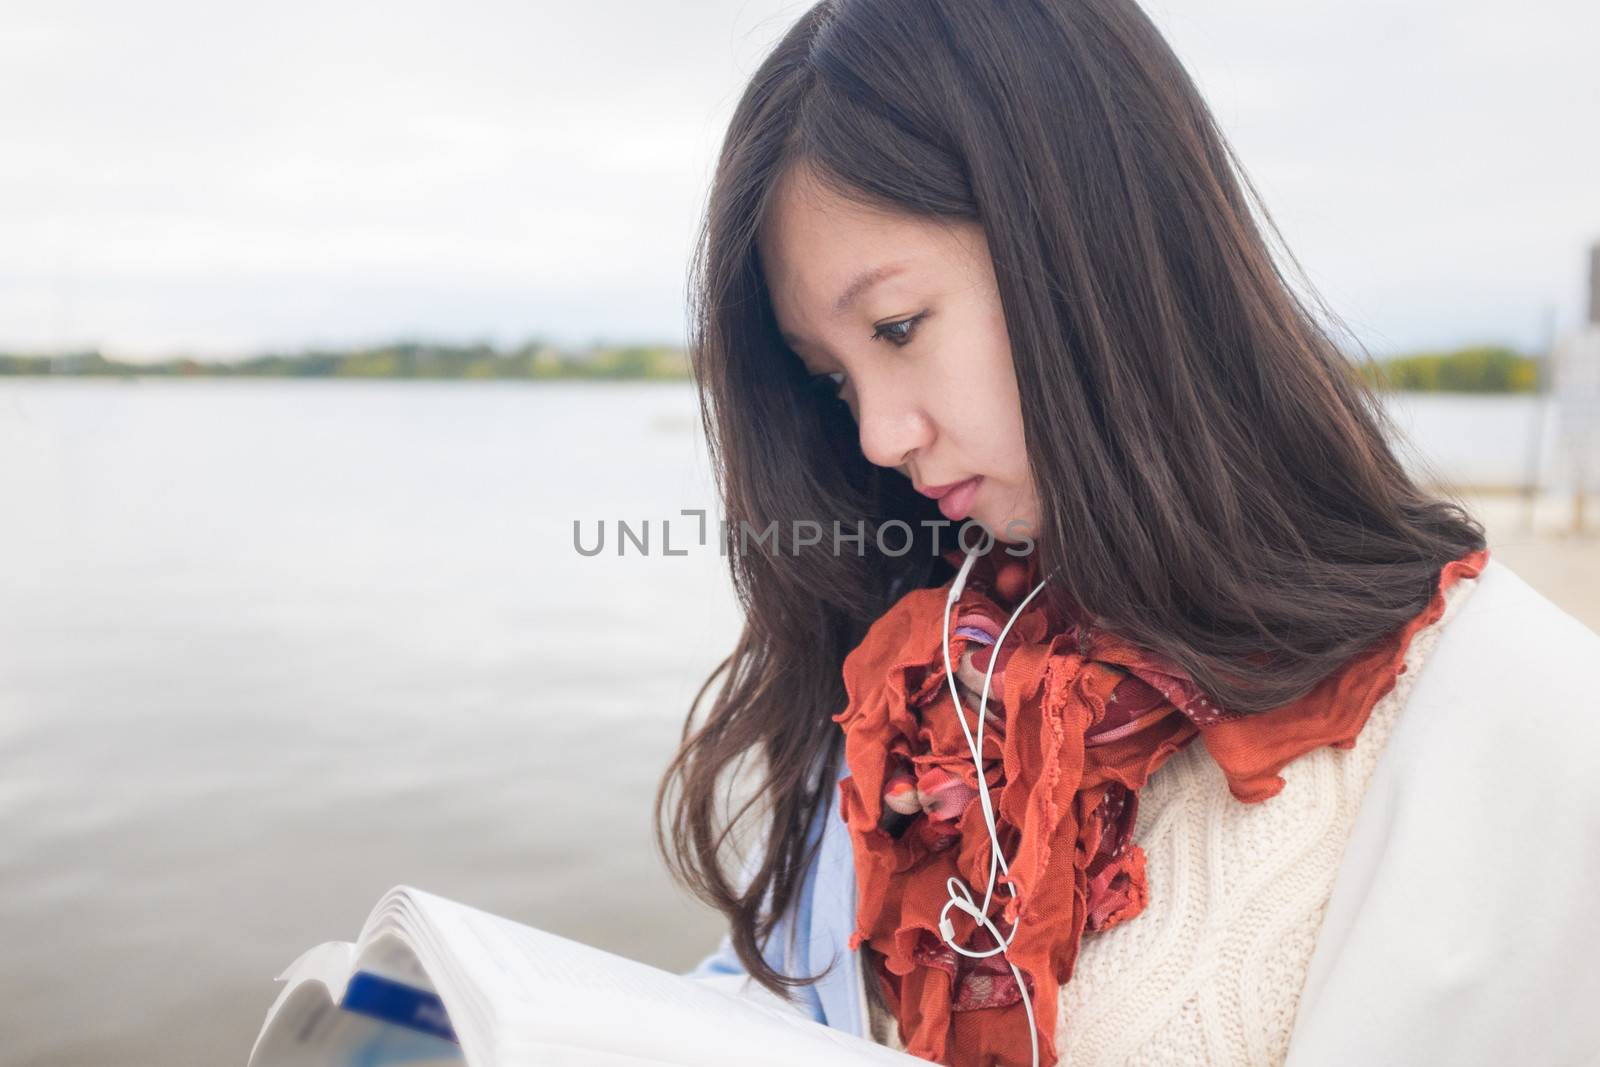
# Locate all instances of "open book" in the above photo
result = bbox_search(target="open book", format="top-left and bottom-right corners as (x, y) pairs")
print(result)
(248, 885), (925, 1066)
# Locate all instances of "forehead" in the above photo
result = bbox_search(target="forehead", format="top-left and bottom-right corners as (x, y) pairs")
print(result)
(756, 165), (950, 327)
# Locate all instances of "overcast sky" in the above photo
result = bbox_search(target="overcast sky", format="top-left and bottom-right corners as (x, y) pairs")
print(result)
(1, 0), (1596, 361)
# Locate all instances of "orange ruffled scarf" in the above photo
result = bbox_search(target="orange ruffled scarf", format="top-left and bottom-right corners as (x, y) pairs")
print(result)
(834, 544), (1490, 1067)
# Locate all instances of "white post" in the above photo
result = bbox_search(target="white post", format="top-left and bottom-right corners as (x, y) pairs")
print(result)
(1555, 241), (1600, 535)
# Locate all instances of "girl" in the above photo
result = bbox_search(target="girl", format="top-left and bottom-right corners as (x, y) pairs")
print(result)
(656, 2), (1600, 1064)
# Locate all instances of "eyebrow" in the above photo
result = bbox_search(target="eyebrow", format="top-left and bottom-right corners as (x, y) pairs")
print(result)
(834, 263), (906, 314)
(779, 263), (908, 349)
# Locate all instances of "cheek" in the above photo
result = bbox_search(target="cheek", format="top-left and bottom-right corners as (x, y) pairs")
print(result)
(928, 331), (1025, 471)
(972, 340), (1029, 479)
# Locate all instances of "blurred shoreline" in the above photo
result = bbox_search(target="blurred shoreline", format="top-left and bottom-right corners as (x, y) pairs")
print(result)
(0, 341), (1542, 392)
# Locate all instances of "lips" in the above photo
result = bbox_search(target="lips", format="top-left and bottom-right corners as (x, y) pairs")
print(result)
(915, 478), (972, 500)
(935, 477), (982, 522)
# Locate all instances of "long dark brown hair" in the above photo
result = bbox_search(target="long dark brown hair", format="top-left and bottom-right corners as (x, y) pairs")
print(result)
(653, 0), (1485, 1000)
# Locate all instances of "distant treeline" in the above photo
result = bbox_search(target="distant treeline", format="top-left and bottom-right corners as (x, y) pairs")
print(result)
(0, 341), (690, 381)
(0, 339), (1542, 392)
(1356, 344), (1540, 393)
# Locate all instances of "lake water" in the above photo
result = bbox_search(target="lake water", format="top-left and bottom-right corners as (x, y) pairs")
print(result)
(0, 380), (1566, 1065)
(0, 380), (746, 1066)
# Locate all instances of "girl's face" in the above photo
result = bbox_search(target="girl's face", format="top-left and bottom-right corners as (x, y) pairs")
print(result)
(757, 164), (1039, 543)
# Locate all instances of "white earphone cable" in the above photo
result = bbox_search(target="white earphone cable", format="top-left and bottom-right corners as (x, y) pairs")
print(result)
(935, 544), (1054, 1067)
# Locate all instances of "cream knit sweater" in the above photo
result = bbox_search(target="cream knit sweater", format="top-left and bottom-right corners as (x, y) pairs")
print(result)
(865, 572), (1481, 1065)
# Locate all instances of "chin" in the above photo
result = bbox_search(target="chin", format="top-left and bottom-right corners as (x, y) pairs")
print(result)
(997, 508), (1040, 545)
(974, 512), (1034, 546)
(994, 523), (1034, 546)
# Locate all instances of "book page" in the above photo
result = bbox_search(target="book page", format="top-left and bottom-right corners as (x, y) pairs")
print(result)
(250, 982), (464, 1067)
(249, 941), (465, 1067)
(404, 890), (925, 1066)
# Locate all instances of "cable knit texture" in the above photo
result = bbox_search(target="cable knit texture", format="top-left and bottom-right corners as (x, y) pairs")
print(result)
(865, 572), (1481, 1065)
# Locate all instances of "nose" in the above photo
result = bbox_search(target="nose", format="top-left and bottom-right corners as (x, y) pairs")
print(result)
(853, 374), (934, 472)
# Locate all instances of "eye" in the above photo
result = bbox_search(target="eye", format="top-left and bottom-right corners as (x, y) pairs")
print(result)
(870, 312), (926, 347)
